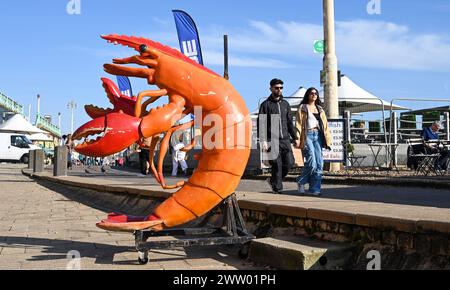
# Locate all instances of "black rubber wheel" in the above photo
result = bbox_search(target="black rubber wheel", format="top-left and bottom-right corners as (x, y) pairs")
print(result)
(21, 155), (29, 164)
(138, 257), (149, 265)
(138, 251), (149, 265)
(238, 243), (250, 259)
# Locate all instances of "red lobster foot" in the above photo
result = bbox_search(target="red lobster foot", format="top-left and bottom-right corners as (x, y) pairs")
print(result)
(96, 213), (162, 232)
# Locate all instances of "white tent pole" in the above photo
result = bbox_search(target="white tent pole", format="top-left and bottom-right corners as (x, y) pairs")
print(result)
(445, 112), (450, 141)
(392, 111), (398, 166)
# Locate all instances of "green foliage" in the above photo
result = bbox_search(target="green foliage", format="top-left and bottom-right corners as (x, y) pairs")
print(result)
(346, 143), (354, 153)
(400, 114), (417, 129)
(422, 111), (440, 129)
(369, 121), (381, 133)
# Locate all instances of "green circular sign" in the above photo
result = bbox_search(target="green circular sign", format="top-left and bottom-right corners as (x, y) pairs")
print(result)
(314, 40), (324, 54)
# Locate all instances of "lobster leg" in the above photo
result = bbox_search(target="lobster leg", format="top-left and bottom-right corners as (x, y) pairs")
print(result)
(147, 134), (161, 184)
(158, 121), (194, 189)
(135, 89), (167, 118)
(182, 138), (196, 152)
(139, 94), (186, 139)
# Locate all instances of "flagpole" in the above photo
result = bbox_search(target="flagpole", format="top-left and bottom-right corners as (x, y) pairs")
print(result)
(224, 35), (229, 80)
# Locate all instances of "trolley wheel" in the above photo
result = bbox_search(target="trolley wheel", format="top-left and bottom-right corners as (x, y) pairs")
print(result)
(238, 242), (250, 259)
(138, 251), (149, 265)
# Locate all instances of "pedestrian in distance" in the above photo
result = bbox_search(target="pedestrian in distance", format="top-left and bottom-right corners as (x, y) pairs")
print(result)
(65, 134), (74, 170)
(138, 137), (152, 176)
(258, 78), (297, 194)
(171, 134), (189, 177)
(295, 87), (332, 196)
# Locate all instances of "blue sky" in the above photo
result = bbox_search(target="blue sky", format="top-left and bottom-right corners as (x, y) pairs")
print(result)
(1, 0), (450, 134)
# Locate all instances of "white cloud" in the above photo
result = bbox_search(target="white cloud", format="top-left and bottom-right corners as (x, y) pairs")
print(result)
(335, 20), (450, 71)
(199, 19), (450, 72)
(203, 51), (292, 68)
(73, 18), (450, 72)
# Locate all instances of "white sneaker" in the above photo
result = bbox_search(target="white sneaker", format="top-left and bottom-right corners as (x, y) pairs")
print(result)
(298, 184), (305, 194)
(309, 191), (322, 196)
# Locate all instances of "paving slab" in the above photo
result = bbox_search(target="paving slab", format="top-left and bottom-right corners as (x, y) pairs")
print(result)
(0, 165), (261, 270)
(249, 236), (354, 270)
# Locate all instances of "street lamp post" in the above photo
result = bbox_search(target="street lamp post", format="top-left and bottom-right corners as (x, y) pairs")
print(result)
(37, 94), (41, 116)
(323, 0), (340, 172)
(67, 101), (77, 134)
(58, 112), (62, 129)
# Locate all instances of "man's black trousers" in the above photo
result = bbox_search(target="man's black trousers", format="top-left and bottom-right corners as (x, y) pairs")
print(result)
(268, 140), (295, 192)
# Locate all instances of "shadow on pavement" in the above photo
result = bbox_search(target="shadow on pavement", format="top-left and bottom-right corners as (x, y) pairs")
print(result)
(35, 179), (161, 217)
(0, 236), (250, 268)
(281, 185), (450, 209)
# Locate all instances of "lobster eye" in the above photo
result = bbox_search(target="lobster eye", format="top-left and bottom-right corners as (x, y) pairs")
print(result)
(139, 44), (148, 53)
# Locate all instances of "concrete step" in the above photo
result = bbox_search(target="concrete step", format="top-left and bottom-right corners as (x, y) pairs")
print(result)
(249, 236), (354, 270)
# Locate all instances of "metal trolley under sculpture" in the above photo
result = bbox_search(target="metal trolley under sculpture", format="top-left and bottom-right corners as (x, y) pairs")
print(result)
(133, 194), (255, 265)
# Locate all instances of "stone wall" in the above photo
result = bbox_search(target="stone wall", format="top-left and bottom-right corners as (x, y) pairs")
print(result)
(241, 209), (450, 270)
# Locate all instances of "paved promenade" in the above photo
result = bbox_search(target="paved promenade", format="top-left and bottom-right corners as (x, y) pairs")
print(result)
(24, 165), (450, 236)
(3, 163), (450, 269)
(0, 164), (259, 270)
(74, 165), (450, 208)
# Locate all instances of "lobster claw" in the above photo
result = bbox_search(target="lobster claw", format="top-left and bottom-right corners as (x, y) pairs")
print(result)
(85, 78), (136, 119)
(73, 111), (141, 157)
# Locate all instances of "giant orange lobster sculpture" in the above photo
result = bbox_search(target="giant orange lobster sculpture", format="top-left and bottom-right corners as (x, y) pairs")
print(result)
(73, 35), (252, 232)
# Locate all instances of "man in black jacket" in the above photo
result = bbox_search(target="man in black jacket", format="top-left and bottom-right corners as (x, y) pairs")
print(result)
(258, 78), (297, 193)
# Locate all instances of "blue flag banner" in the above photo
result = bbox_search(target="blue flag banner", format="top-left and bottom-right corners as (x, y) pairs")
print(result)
(116, 76), (133, 97)
(172, 10), (204, 65)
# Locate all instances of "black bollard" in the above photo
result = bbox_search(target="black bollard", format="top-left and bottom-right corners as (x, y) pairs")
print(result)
(53, 146), (68, 177)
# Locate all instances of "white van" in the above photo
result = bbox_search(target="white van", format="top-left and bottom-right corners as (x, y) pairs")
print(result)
(0, 132), (41, 163)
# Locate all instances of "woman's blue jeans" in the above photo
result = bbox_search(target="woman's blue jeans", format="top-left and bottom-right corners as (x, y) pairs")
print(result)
(297, 130), (324, 193)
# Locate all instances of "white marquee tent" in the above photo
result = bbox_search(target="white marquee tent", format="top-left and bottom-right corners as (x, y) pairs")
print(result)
(28, 132), (53, 142)
(252, 75), (408, 114)
(333, 76), (408, 113)
(0, 114), (46, 134)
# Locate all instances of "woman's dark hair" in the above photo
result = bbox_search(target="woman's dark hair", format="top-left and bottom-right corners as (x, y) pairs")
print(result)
(301, 87), (322, 106)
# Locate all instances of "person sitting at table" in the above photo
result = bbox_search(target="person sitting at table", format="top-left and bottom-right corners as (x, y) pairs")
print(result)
(420, 121), (449, 170)
(421, 121), (440, 141)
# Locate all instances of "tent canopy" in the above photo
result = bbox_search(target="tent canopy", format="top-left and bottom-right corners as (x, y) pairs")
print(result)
(251, 76), (408, 114)
(400, 105), (450, 116)
(28, 132), (53, 142)
(0, 114), (46, 134)
(333, 76), (408, 113)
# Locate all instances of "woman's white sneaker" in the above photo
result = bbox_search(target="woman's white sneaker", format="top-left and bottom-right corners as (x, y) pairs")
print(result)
(298, 184), (305, 194)
(309, 191), (322, 196)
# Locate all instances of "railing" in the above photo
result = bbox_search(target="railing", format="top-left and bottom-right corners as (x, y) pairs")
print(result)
(387, 98), (450, 166)
(0, 91), (23, 115)
(389, 98), (450, 143)
(35, 114), (62, 137)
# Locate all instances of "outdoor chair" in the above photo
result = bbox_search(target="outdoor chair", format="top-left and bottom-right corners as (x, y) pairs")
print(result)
(343, 141), (366, 176)
(427, 140), (450, 175)
(407, 138), (444, 176)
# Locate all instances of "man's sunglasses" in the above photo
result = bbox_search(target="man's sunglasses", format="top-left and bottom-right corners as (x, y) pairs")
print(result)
(273, 86), (283, 90)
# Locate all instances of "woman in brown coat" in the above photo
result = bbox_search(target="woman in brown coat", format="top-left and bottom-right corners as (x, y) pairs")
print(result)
(295, 88), (332, 195)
